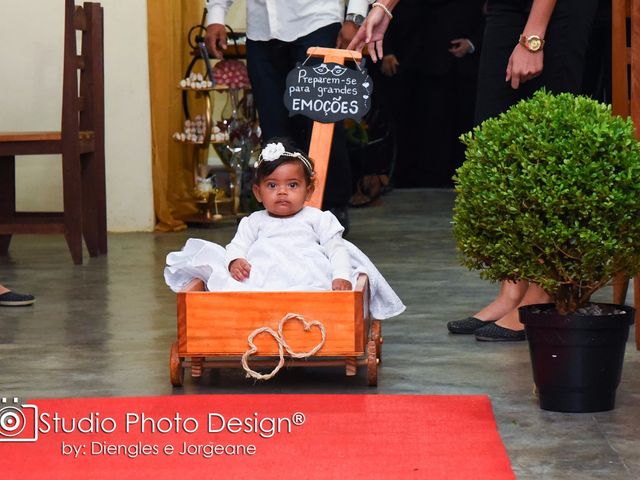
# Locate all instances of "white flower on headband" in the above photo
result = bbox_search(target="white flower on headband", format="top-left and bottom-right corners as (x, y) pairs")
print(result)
(254, 142), (315, 173)
(261, 142), (286, 162)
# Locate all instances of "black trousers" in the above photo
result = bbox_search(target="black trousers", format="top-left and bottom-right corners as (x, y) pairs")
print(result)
(475, 0), (598, 123)
(391, 67), (478, 188)
(246, 23), (351, 209)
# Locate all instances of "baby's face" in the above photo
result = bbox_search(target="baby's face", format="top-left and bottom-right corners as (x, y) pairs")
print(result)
(252, 162), (313, 217)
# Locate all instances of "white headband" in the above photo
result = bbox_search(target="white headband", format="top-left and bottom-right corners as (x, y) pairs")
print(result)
(256, 142), (314, 175)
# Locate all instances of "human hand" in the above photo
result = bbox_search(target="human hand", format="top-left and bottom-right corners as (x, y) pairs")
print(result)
(332, 278), (353, 291)
(506, 44), (543, 89)
(448, 38), (473, 58)
(206, 23), (227, 59)
(336, 21), (359, 49)
(229, 258), (251, 281)
(381, 54), (399, 76)
(346, 8), (391, 62)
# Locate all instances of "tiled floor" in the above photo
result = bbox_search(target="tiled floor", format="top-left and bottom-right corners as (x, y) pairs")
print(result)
(1, 189), (638, 479)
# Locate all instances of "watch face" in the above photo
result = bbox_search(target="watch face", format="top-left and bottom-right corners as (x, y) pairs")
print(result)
(347, 14), (365, 26)
(528, 37), (542, 51)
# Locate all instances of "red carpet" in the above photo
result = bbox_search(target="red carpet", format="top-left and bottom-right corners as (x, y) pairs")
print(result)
(0, 394), (514, 479)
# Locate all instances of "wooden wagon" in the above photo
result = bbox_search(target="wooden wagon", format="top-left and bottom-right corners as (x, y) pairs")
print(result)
(169, 48), (383, 387)
(169, 275), (382, 386)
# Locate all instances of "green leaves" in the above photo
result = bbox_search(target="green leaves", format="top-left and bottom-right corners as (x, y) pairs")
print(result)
(453, 90), (640, 313)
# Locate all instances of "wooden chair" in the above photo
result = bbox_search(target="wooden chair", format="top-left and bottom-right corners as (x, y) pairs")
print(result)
(611, 0), (640, 348)
(0, 0), (106, 265)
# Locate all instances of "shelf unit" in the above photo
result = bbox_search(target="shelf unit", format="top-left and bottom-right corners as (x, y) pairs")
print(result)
(175, 83), (249, 225)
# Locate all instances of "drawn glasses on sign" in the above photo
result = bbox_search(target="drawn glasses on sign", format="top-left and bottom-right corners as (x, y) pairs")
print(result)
(312, 64), (348, 76)
(283, 62), (373, 123)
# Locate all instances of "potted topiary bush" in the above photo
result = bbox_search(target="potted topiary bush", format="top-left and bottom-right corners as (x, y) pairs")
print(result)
(453, 90), (640, 412)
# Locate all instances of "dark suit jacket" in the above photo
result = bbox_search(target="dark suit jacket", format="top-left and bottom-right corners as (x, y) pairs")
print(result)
(384, 0), (486, 76)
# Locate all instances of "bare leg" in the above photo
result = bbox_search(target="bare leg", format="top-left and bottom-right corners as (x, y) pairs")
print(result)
(473, 280), (528, 321)
(494, 283), (551, 330)
(0, 284), (9, 295)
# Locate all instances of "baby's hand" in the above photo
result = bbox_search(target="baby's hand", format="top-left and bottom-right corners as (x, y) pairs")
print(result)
(229, 258), (251, 281)
(332, 278), (352, 291)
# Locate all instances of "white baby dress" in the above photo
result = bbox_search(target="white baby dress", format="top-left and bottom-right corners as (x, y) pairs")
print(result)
(164, 207), (405, 319)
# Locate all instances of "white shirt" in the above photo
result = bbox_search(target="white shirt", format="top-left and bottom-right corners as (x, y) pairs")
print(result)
(205, 0), (372, 42)
(225, 207), (352, 282)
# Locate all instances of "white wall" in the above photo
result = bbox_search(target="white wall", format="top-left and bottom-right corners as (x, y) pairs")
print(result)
(0, 0), (154, 232)
(0, 1), (246, 231)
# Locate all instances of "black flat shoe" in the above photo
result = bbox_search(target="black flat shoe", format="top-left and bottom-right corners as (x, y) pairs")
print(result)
(447, 316), (493, 334)
(475, 323), (525, 342)
(0, 291), (35, 307)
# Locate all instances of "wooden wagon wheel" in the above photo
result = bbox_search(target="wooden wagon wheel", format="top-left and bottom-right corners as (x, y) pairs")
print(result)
(169, 341), (184, 387)
(371, 319), (383, 364)
(367, 339), (378, 386)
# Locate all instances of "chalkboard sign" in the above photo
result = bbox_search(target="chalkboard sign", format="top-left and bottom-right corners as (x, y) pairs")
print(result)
(283, 62), (372, 123)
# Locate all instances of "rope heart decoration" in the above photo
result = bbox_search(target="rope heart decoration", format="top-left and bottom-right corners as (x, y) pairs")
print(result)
(241, 313), (326, 381)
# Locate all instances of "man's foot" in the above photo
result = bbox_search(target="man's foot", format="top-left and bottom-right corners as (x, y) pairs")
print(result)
(0, 291), (35, 307)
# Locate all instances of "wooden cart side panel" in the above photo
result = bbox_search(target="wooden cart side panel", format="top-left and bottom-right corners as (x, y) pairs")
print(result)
(177, 293), (188, 351)
(354, 273), (370, 353)
(176, 279), (205, 352)
(182, 291), (362, 356)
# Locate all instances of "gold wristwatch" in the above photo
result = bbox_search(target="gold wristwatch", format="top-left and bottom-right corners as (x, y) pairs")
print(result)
(519, 34), (545, 53)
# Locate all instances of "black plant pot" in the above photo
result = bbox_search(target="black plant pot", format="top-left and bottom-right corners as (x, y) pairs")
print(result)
(519, 303), (634, 413)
